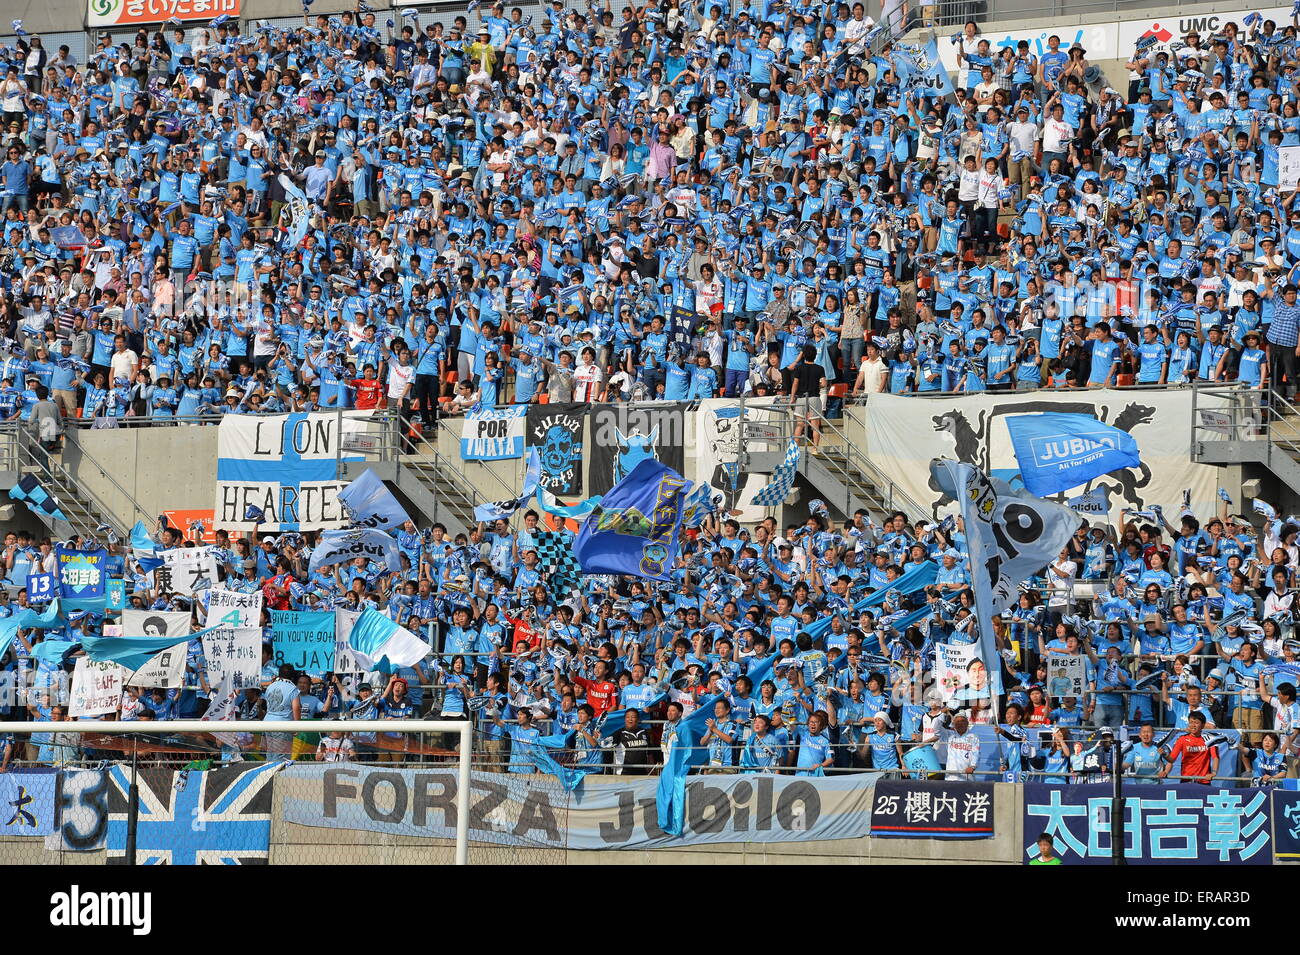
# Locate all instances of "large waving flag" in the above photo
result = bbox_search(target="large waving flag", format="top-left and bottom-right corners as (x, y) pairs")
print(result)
(474, 448), (541, 523)
(337, 468), (410, 531)
(9, 476), (68, 523)
(0, 599), (65, 657)
(803, 560), (938, 641)
(656, 655), (777, 835)
(930, 459), (1079, 719)
(307, 528), (403, 575)
(130, 520), (164, 573)
(1006, 414), (1141, 498)
(81, 630), (195, 674)
(574, 458), (690, 582)
(345, 607), (430, 672)
(537, 486), (602, 520)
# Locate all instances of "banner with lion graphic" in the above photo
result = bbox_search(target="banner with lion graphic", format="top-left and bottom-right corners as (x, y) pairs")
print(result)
(860, 389), (1232, 525)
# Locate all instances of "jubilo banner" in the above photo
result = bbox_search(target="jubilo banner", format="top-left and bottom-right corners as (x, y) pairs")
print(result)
(861, 389), (1229, 525)
(214, 413), (373, 532)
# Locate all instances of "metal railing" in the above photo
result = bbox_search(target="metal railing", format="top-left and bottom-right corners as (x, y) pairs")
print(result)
(58, 428), (154, 533)
(6, 424), (147, 539)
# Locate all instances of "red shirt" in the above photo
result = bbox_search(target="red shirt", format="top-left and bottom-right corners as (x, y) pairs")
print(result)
(263, 573), (294, 611)
(571, 675), (618, 716)
(352, 378), (383, 410)
(1168, 732), (1215, 782)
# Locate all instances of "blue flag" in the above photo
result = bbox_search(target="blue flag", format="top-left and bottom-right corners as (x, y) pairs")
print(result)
(0, 771), (57, 836)
(1006, 414), (1141, 497)
(803, 561), (938, 641)
(9, 475), (67, 523)
(656, 656), (777, 835)
(337, 469), (410, 531)
(345, 607), (430, 672)
(922, 38), (956, 98)
(574, 459), (690, 582)
(0, 598), (64, 658)
(130, 520), (163, 573)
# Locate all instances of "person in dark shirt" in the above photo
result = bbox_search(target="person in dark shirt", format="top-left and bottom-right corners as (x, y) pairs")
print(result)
(788, 345), (828, 451)
(613, 708), (655, 774)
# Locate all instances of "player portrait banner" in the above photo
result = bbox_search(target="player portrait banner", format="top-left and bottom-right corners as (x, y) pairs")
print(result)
(526, 403), (585, 495)
(862, 389), (1229, 525)
(278, 765), (874, 849)
(587, 403), (689, 496)
(460, 405), (528, 461)
(214, 412), (372, 532)
(869, 780), (995, 839)
(1047, 653), (1089, 699)
(933, 641), (986, 706)
(1022, 784), (1271, 865)
(121, 609), (191, 639)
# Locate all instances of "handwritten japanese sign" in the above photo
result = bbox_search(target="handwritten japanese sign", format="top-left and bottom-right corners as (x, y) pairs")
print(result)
(207, 588), (263, 630)
(69, 658), (125, 718)
(201, 627), (262, 690)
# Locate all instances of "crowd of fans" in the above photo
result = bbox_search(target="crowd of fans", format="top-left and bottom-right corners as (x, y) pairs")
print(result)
(0, 2), (1298, 782)
(0, 486), (1296, 785)
(0, 1), (1294, 434)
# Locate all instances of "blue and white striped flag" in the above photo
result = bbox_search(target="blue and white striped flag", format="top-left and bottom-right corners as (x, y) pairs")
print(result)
(751, 439), (800, 508)
(345, 607), (430, 672)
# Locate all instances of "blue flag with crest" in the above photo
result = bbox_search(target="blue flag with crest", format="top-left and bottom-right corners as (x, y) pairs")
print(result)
(574, 459), (690, 582)
(1006, 413), (1141, 498)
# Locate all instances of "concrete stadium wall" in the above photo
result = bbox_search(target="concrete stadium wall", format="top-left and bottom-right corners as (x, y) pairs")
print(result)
(63, 426), (222, 530)
(0, 776), (1024, 865)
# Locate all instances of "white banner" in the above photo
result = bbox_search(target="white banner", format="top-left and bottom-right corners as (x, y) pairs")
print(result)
(1116, 7), (1291, 57)
(128, 644), (188, 689)
(214, 412), (373, 532)
(460, 406), (527, 460)
(1281, 146), (1300, 192)
(206, 588), (263, 630)
(201, 627), (263, 690)
(934, 641), (982, 705)
(691, 398), (781, 523)
(159, 548), (218, 597)
(69, 658), (124, 717)
(333, 609), (365, 675)
(121, 609), (191, 638)
(1048, 653), (1090, 700)
(861, 389), (1226, 526)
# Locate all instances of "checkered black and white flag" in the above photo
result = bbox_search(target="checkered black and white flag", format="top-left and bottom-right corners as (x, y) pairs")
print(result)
(751, 439), (800, 508)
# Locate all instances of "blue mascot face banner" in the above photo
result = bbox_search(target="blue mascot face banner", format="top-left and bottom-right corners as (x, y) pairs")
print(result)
(587, 404), (688, 497)
(527, 403), (586, 496)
